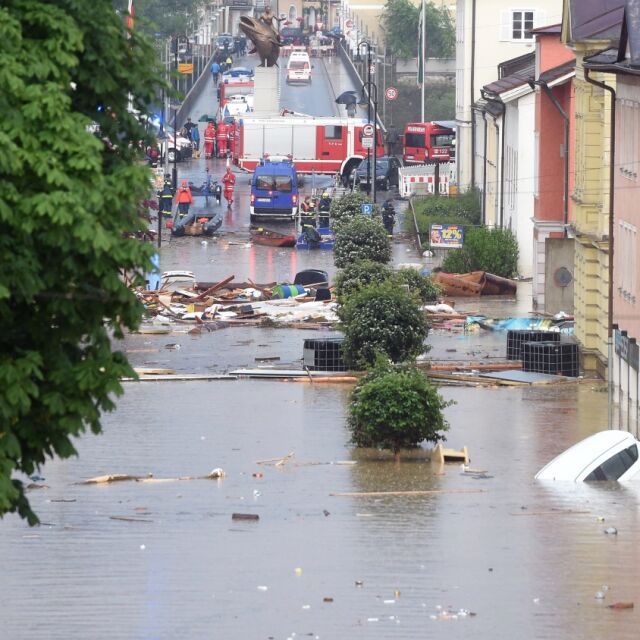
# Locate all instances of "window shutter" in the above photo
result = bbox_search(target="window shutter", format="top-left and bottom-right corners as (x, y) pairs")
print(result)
(500, 10), (512, 41)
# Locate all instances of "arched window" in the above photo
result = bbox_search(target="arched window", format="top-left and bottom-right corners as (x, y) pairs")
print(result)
(288, 4), (297, 22)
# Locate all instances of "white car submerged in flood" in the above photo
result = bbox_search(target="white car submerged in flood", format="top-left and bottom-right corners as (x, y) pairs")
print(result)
(535, 430), (640, 482)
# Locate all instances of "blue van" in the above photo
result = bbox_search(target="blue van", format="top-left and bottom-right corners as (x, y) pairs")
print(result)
(250, 158), (299, 222)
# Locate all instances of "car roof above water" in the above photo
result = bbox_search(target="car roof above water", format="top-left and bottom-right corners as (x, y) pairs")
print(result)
(535, 430), (640, 482)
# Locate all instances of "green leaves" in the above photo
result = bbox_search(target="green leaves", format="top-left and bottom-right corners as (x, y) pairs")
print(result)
(441, 227), (520, 278)
(338, 281), (429, 369)
(383, 0), (455, 60)
(0, 0), (163, 523)
(348, 363), (451, 454)
(333, 216), (391, 269)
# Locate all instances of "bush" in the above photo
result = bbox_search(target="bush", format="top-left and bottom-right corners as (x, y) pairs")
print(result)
(338, 281), (428, 368)
(441, 227), (519, 278)
(396, 268), (442, 303)
(334, 215), (391, 268)
(334, 260), (395, 303)
(348, 362), (450, 454)
(330, 191), (371, 227)
(408, 189), (482, 238)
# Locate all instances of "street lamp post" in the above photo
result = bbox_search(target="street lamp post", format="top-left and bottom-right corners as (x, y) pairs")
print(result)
(172, 35), (179, 192)
(358, 40), (378, 204)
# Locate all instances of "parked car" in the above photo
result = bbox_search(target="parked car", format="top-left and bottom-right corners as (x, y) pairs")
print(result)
(158, 127), (193, 163)
(215, 33), (235, 54)
(222, 66), (254, 80)
(350, 155), (402, 191)
(223, 94), (251, 117)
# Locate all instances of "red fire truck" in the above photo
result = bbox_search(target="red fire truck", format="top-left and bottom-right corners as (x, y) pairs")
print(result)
(217, 78), (254, 119)
(233, 112), (384, 179)
(402, 121), (455, 164)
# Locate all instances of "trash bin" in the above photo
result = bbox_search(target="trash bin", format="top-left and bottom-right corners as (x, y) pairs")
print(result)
(303, 338), (346, 371)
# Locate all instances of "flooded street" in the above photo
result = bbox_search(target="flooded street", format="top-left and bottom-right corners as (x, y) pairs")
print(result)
(3, 382), (640, 639)
(3, 52), (640, 640)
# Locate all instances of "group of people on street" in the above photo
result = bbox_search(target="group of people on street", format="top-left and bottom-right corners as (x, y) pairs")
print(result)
(156, 165), (237, 221)
(300, 192), (332, 229)
(203, 119), (237, 159)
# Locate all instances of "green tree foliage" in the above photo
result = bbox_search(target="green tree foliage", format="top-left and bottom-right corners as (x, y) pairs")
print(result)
(334, 260), (395, 303)
(335, 261), (441, 305)
(329, 191), (373, 227)
(383, 0), (454, 59)
(348, 362), (450, 454)
(396, 268), (442, 303)
(114, 0), (202, 37)
(338, 282), (428, 369)
(441, 227), (519, 278)
(334, 216), (391, 269)
(0, 1), (164, 523)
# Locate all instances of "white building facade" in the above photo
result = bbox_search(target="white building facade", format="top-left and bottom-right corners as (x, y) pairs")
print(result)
(455, 0), (563, 189)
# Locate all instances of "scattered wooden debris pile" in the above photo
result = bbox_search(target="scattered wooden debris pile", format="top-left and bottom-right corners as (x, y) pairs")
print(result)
(433, 271), (517, 297)
(134, 270), (338, 327)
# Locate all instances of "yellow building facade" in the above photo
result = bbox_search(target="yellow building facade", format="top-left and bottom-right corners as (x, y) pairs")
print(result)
(570, 50), (614, 376)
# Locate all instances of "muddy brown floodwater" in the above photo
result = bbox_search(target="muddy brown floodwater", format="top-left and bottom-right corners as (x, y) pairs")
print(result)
(2, 378), (640, 640)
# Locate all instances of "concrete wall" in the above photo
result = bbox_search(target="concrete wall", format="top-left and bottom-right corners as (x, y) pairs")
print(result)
(544, 237), (575, 314)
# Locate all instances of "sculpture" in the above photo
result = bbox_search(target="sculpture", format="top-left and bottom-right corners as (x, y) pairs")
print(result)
(239, 10), (282, 67)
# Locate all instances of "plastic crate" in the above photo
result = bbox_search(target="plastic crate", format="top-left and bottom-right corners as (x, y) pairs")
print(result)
(506, 330), (560, 360)
(522, 341), (580, 377)
(303, 338), (347, 371)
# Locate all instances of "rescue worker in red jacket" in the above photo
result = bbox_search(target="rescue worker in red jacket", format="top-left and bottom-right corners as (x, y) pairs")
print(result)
(216, 120), (229, 158)
(176, 179), (193, 217)
(203, 121), (216, 159)
(227, 119), (237, 158)
(221, 166), (236, 206)
(216, 120), (228, 158)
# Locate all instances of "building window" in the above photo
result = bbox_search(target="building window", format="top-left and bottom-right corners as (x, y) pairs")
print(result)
(512, 10), (534, 40)
(618, 221), (637, 303)
(501, 9), (537, 41)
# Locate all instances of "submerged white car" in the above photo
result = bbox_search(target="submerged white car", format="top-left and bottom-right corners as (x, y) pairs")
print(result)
(535, 429), (640, 482)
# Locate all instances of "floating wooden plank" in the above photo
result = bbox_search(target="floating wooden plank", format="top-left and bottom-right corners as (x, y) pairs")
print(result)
(134, 367), (177, 376)
(510, 509), (591, 516)
(232, 513), (260, 521)
(330, 489), (486, 497)
(193, 275), (235, 301)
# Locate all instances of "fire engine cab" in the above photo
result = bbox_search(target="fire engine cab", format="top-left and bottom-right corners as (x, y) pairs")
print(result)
(233, 111), (384, 181)
(403, 121), (456, 165)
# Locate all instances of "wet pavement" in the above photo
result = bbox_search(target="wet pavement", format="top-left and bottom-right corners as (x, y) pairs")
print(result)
(3, 50), (639, 640)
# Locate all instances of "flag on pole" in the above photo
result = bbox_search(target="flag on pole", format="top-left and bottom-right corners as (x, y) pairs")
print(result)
(417, 0), (425, 87)
(126, 0), (135, 31)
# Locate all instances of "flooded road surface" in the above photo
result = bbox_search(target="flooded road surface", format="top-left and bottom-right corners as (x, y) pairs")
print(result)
(3, 382), (640, 640)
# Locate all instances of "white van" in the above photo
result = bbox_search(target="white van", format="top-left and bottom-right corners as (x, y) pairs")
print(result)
(286, 51), (312, 84)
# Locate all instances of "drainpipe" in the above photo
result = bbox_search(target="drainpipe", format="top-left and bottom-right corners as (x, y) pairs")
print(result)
(533, 80), (569, 237)
(482, 111), (488, 224)
(584, 67), (616, 427)
(499, 108), (505, 229)
(470, 0), (477, 190)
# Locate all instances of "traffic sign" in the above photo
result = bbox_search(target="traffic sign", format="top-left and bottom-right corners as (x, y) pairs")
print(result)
(369, 64), (376, 75)
(362, 123), (375, 136)
(361, 203), (373, 216)
(362, 136), (374, 149)
(385, 86), (398, 101)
